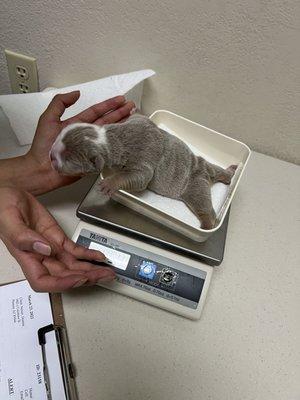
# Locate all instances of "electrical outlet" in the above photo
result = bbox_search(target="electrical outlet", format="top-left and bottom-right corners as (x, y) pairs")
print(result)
(16, 65), (29, 79)
(18, 83), (30, 93)
(5, 49), (39, 94)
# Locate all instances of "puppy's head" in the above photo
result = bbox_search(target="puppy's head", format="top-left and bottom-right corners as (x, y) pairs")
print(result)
(50, 123), (106, 175)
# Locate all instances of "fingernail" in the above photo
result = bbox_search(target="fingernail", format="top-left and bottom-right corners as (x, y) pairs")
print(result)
(97, 274), (115, 284)
(33, 241), (51, 256)
(130, 107), (137, 115)
(73, 278), (88, 288)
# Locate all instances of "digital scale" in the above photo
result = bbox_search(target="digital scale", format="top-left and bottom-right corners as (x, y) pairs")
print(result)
(72, 177), (230, 320)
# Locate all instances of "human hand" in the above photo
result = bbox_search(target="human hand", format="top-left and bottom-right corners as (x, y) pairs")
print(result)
(25, 91), (135, 194)
(0, 187), (115, 292)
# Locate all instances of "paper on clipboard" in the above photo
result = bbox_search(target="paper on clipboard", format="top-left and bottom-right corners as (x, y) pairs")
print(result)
(0, 280), (66, 400)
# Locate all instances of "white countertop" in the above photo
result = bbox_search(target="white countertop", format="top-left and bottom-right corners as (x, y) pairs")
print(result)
(0, 131), (299, 399)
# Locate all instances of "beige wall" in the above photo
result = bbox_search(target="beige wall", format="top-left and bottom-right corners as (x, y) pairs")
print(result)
(0, 0), (299, 164)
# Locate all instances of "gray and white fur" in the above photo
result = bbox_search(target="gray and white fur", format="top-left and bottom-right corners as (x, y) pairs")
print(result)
(50, 114), (237, 229)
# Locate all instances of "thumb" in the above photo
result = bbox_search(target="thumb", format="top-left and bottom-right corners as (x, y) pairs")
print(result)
(43, 91), (81, 122)
(9, 225), (51, 256)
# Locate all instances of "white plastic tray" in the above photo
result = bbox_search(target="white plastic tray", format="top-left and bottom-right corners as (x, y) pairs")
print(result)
(111, 110), (251, 242)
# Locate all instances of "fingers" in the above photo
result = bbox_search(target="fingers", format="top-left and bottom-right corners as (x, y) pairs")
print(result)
(42, 256), (115, 284)
(44, 239), (115, 286)
(41, 91), (80, 122)
(61, 239), (116, 282)
(1, 202), (115, 292)
(34, 268), (114, 292)
(0, 206), (52, 256)
(95, 100), (135, 125)
(63, 238), (107, 261)
(15, 250), (115, 293)
(64, 96), (135, 125)
(64, 95), (125, 125)
(32, 273), (90, 293)
(84, 267), (115, 285)
(35, 261), (115, 291)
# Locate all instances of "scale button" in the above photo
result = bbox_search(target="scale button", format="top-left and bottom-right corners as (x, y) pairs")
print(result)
(138, 261), (157, 280)
(159, 268), (178, 287)
(143, 265), (153, 275)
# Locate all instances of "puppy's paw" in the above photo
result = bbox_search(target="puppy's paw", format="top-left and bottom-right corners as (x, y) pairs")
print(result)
(227, 164), (238, 173)
(200, 213), (216, 230)
(218, 165), (238, 185)
(99, 178), (118, 196)
(227, 164), (238, 181)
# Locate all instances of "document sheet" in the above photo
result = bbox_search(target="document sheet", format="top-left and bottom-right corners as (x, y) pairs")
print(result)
(0, 280), (66, 400)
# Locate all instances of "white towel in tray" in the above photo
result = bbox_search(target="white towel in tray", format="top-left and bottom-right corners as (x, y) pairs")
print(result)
(132, 123), (230, 229)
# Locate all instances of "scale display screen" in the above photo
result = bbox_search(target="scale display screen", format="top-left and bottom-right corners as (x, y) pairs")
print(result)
(89, 242), (130, 271)
(76, 228), (206, 310)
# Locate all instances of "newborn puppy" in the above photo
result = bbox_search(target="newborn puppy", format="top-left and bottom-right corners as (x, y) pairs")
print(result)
(50, 114), (237, 229)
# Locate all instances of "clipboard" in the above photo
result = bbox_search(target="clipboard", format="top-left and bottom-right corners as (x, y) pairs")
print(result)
(38, 293), (78, 400)
(0, 280), (78, 400)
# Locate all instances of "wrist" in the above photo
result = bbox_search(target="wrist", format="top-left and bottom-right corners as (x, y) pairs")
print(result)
(0, 153), (52, 196)
(22, 152), (54, 195)
(23, 151), (80, 195)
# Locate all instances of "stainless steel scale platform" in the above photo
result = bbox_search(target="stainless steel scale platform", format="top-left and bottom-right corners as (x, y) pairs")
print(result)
(77, 177), (230, 267)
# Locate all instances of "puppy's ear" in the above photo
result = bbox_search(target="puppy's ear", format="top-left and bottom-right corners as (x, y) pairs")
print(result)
(90, 154), (104, 171)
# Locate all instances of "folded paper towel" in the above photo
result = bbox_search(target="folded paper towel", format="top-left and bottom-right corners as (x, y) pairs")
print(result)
(0, 69), (155, 145)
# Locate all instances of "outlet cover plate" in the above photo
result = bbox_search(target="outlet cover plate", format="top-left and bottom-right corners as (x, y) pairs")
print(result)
(5, 49), (39, 94)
